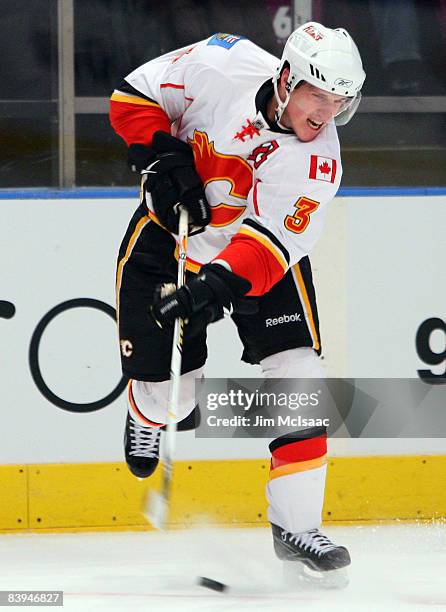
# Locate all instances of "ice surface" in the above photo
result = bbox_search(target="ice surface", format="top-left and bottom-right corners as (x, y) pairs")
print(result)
(0, 523), (445, 611)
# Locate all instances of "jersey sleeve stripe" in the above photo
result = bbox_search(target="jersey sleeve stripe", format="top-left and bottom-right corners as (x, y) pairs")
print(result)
(160, 82), (185, 89)
(117, 79), (160, 103)
(243, 219), (290, 265)
(238, 226), (288, 273)
(253, 179), (260, 216)
(109, 99), (171, 146)
(111, 92), (161, 107)
(291, 263), (320, 352)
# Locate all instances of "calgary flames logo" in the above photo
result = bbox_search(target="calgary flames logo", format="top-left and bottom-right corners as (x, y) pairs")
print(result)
(188, 130), (253, 227)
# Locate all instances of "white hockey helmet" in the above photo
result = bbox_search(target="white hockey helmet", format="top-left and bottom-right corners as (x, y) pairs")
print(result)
(273, 22), (366, 126)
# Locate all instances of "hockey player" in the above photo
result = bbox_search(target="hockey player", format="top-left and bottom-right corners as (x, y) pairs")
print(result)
(110, 22), (365, 584)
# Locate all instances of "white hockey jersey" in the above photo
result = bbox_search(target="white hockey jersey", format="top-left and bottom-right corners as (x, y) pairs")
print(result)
(111, 33), (342, 295)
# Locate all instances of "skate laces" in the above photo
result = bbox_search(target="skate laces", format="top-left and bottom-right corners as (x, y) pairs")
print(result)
(128, 419), (160, 458)
(286, 529), (338, 557)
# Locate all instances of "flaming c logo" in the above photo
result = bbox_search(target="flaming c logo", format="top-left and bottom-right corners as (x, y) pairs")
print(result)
(188, 130), (253, 227)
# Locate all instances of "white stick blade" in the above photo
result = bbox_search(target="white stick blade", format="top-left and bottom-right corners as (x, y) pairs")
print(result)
(144, 489), (168, 531)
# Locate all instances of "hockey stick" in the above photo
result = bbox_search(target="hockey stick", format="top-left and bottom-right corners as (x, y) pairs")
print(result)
(145, 205), (189, 530)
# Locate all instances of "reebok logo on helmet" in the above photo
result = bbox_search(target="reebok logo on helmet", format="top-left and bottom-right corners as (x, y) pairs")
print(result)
(335, 78), (353, 87)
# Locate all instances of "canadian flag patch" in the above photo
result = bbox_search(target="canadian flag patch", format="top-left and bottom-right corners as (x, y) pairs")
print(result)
(309, 155), (337, 183)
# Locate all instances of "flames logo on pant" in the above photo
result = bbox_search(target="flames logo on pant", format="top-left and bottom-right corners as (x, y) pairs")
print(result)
(188, 130), (252, 227)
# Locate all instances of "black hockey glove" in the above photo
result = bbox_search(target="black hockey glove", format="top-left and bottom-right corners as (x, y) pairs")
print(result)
(128, 131), (211, 235)
(127, 143), (156, 173)
(151, 263), (258, 330)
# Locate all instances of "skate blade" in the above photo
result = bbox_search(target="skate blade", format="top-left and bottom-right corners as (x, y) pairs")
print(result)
(283, 561), (349, 590)
(144, 489), (168, 531)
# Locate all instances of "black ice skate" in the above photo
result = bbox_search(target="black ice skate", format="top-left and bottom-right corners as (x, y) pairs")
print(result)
(124, 412), (161, 478)
(272, 523), (351, 589)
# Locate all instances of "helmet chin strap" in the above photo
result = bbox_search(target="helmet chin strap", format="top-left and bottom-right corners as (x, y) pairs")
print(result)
(272, 77), (292, 130)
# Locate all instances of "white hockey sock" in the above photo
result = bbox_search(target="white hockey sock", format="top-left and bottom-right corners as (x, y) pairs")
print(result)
(128, 367), (203, 426)
(267, 430), (328, 533)
(261, 348), (327, 533)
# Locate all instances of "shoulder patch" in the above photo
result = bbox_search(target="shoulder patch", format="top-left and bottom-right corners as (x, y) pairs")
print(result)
(207, 33), (246, 49)
(309, 155), (337, 183)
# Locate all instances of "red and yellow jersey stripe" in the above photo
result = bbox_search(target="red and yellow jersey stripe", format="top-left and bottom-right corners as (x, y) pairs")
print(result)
(215, 219), (290, 296)
(109, 90), (171, 146)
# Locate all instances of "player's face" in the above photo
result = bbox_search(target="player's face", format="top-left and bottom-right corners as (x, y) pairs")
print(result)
(280, 79), (349, 142)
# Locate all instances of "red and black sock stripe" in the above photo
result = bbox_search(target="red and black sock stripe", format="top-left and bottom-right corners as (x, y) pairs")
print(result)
(269, 427), (327, 480)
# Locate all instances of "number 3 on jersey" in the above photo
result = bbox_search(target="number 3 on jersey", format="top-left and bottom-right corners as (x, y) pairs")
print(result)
(284, 196), (319, 234)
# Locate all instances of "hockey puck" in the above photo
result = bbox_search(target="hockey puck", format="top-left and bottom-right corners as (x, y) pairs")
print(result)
(198, 576), (228, 592)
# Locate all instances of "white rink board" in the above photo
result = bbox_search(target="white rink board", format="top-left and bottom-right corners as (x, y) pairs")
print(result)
(0, 195), (445, 463)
